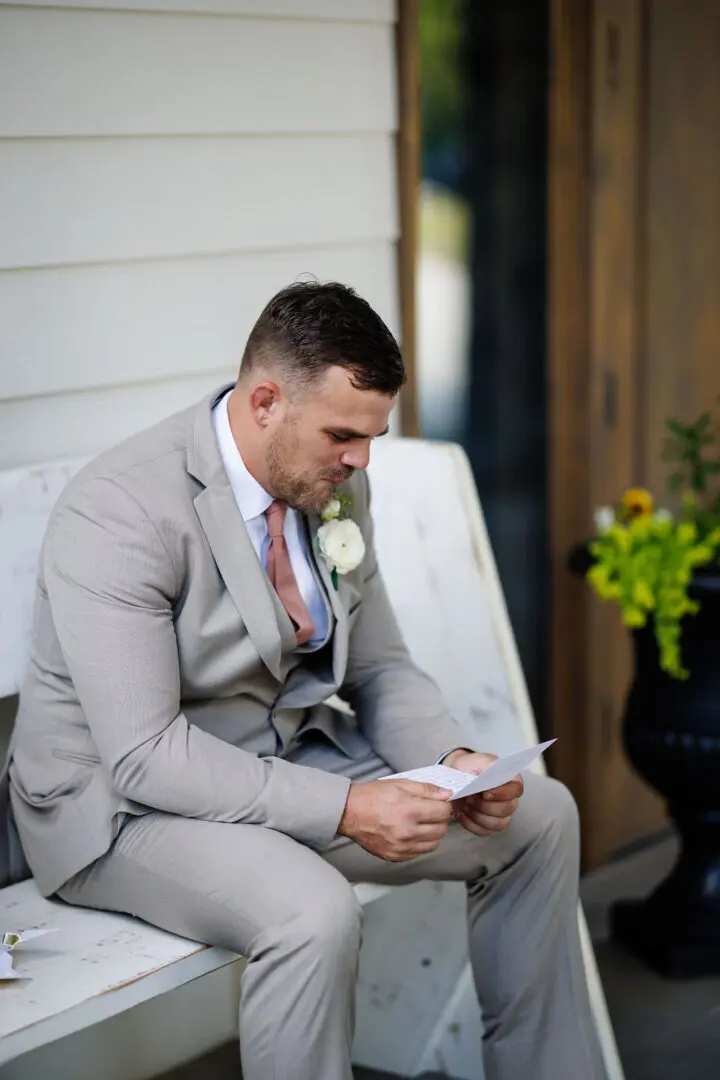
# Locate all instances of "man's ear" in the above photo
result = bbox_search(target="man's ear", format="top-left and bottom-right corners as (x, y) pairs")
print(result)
(248, 381), (282, 428)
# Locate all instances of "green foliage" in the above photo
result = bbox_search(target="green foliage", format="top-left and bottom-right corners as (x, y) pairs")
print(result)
(662, 411), (720, 501)
(419, 0), (466, 160)
(662, 409), (720, 539)
(586, 405), (720, 678)
(588, 517), (720, 679)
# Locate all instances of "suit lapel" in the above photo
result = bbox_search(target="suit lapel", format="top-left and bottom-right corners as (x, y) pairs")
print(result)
(188, 385), (295, 681)
(194, 476), (293, 681)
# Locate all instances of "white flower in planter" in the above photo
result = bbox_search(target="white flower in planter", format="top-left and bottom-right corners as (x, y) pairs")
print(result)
(594, 506), (616, 534)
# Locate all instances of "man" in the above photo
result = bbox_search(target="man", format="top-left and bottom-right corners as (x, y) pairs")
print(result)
(5, 283), (604, 1079)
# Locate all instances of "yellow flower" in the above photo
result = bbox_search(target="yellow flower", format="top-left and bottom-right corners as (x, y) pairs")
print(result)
(621, 488), (654, 519)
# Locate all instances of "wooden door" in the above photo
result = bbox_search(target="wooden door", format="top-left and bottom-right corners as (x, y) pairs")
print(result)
(549, 0), (720, 868)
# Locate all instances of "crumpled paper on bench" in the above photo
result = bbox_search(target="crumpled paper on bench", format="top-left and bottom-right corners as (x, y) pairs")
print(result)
(1, 928), (58, 980)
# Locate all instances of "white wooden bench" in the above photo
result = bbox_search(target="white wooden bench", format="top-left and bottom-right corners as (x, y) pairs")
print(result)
(0, 438), (623, 1080)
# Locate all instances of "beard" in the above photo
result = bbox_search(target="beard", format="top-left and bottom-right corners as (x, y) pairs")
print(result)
(266, 423), (352, 513)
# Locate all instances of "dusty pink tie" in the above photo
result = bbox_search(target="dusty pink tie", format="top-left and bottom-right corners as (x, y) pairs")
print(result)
(265, 501), (314, 646)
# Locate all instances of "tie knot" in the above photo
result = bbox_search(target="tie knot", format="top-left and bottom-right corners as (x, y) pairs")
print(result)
(265, 500), (287, 539)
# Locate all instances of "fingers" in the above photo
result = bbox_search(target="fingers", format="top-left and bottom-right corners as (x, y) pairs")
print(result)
(391, 781), (453, 822)
(386, 840), (445, 862)
(390, 810), (451, 860)
(455, 799), (518, 834)
(457, 796), (519, 820)
(403, 781), (453, 801)
(413, 821), (452, 840)
(453, 809), (494, 837)
(482, 775), (524, 802)
(413, 799), (453, 825)
(393, 780), (452, 799)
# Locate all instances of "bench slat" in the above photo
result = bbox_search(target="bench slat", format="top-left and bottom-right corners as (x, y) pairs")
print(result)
(0, 879), (236, 1066)
(0, 879), (390, 1066)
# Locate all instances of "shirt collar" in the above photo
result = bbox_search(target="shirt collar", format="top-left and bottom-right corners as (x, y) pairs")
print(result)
(212, 390), (273, 522)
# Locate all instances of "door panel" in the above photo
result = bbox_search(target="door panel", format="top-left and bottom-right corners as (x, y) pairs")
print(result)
(550, 0), (719, 867)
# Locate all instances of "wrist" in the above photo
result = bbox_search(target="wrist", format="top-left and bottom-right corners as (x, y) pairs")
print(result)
(442, 748), (472, 769)
(337, 782), (357, 839)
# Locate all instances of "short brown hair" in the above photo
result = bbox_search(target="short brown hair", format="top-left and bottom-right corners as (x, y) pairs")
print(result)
(240, 281), (406, 394)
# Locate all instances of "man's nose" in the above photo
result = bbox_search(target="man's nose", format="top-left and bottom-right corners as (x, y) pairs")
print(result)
(340, 442), (371, 471)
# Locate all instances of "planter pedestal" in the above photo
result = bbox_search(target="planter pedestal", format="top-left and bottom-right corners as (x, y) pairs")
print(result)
(612, 808), (720, 977)
(612, 571), (720, 977)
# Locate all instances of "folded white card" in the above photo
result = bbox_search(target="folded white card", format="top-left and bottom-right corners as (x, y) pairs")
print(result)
(383, 739), (556, 800)
(0, 928), (58, 981)
(0, 945), (23, 981)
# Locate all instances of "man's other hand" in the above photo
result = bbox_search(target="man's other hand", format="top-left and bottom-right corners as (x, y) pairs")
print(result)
(443, 750), (524, 837)
(338, 779), (452, 862)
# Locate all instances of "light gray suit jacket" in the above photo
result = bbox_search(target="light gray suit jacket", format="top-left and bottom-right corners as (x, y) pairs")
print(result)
(1, 386), (462, 896)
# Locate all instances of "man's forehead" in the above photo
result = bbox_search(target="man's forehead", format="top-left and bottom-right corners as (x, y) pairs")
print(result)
(318, 396), (393, 435)
(315, 364), (366, 397)
(309, 368), (392, 414)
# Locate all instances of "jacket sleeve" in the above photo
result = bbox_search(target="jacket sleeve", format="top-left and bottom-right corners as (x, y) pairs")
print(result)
(339, 473), (467, 771)
(43, 478), (349, 849)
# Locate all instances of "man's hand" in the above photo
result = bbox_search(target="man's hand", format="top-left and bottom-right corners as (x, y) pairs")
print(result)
(443, 750), (524, 837)
(338, 779), (452, 862)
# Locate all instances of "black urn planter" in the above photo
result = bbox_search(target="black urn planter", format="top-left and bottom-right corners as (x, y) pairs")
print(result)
(571, 548), (720, 977)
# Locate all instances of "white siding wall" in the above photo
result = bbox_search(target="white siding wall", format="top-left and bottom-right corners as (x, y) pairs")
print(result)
(0, 3), (399, 1072)
(0, 0), (400, 468)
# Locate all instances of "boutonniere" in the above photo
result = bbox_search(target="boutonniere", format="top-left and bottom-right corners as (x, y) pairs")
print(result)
(316, 493), (365, 589)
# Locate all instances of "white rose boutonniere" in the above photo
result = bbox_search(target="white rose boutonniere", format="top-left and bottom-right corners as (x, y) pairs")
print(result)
(316, 494), (365, 588)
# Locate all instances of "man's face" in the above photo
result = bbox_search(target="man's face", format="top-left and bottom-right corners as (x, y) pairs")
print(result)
(264, 366), (395, 513)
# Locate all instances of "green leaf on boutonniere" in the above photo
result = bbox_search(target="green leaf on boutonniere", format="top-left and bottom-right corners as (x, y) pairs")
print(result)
(331, 568), (338, 590)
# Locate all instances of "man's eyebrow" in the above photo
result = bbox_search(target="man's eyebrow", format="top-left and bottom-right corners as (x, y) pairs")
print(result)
(328, 425), (390, 439)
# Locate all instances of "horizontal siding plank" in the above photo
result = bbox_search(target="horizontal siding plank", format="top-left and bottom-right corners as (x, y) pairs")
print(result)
(2, 1), (395, 20)
(0, 374), (235, 469)
(0, 372), (401, 469)
(0, 10), (395, 137)
(1, 243), (399, 400)
(0, 134), (397, 270)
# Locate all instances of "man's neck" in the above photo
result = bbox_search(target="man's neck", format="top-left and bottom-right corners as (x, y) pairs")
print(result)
(227, 389), (273, 495)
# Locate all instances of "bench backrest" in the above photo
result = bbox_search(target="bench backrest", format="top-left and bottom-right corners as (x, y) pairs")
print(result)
(0, 439), (538, 757)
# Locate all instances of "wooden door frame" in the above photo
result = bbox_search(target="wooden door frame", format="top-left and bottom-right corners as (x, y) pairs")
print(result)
(548, 0), (593, 819)
(396, 0), (421, 437)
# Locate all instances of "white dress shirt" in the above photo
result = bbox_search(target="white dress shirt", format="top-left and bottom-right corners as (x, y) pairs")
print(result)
(212, 391), (329, 648)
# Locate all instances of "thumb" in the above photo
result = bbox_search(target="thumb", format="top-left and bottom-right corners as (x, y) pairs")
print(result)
(417, 783), (453, 800)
